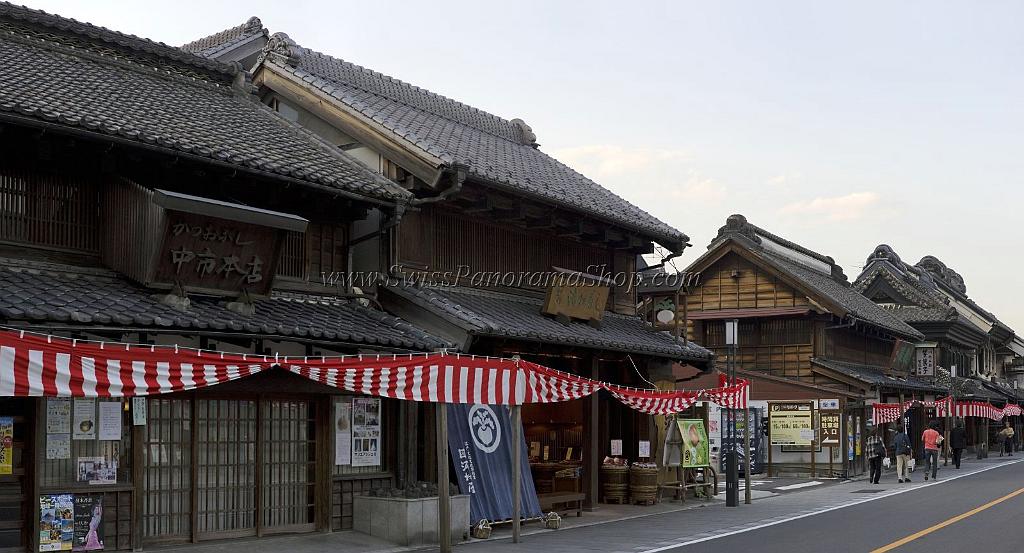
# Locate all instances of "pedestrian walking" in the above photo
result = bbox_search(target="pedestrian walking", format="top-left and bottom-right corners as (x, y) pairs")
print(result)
(998, 421), (1015, 457)
(867, 427), (886, 484)
(950, 421), (966, 469)
(893, 428), (912, 483)
(922, 421), (942, 481)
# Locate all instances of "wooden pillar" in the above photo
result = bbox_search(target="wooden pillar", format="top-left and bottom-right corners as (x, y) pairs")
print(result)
(743, 407), (751, 504)
(511, 405), (522, 543)
(436, 403), (451, 553)
(31, 398), (43, 553)
(131, 408), (144, 549)
(586, 357), (600, 510)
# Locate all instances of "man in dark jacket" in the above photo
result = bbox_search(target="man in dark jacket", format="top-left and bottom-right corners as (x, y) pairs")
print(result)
(950, 422), (966, 469)
(893, 428), (913, 483)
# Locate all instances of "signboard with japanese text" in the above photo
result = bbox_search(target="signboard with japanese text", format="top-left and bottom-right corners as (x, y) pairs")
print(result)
(915, 347), (936, 377)
(819, 412), (842, 445)
(153, 211), (282, 295)
(0, 417), (12, 475)
(447, 404), (541, 523)
(541, 270), (610, 323)
(769, 402), (814, 446)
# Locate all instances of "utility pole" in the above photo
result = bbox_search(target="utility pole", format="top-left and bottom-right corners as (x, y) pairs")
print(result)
(725, 319), (739, 508)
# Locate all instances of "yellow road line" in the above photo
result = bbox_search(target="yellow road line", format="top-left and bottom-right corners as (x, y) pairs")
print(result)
(871, 486), (1024, 552)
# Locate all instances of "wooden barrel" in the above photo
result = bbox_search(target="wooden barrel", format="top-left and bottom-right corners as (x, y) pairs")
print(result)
(600, 464), (630, 504)
(629, 465), (659, 505)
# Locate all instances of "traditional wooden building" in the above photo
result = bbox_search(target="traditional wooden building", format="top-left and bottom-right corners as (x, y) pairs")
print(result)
(0, 4), (453, 550)
(853, 245), (1022, 449)
(183, 19), (715, 510)
(645, 215), (936, 476)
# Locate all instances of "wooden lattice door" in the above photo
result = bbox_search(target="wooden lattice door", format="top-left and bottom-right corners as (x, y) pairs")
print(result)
(260, 400), (316, 534)
(195, 399), (257, 540)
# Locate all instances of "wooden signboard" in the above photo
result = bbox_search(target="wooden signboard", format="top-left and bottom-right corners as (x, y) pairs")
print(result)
(914, 347), (936, 377)
(888, 339), (916, 375)
(541, 270), (610, 323)
(153, 211), (282, 296)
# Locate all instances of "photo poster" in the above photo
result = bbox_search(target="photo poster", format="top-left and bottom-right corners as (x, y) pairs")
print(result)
(72, 399), (96, 441)
(334, 402), (352, 466)
(351, 398), (381, 467)
(677, 419), (710, 468)
(39, 494), (74, 551)
(47, 398), (71, 434)
(97, 402), (121, 442)
(0, 417), (12, 475)
(72, 495), (103, 551)
(76, 457), (116, 485)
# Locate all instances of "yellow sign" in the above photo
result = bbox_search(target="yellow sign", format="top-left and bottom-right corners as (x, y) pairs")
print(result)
(542, 276), (610, 322)
(769, 402), (814, 446)
(0, 417), (12, 475)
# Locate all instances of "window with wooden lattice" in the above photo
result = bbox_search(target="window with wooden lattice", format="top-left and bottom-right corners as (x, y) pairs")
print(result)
(0, 168), (100, 253)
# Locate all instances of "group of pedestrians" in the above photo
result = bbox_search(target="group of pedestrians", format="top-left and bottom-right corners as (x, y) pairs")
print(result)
(866, 419), (998, 484)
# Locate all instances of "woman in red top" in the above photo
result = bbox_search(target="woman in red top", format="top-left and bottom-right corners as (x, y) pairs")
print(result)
(922, 421), (943, 481)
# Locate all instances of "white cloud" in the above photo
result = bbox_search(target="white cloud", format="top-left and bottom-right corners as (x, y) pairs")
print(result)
(778, 191), (881, 222)
(552, 145), (692, 178)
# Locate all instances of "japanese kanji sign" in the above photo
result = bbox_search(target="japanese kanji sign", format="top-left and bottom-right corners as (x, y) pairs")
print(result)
(153, 211), (282, 295)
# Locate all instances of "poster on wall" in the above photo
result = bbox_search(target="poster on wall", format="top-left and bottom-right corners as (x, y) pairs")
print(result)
(76, 457), (116, 485)
(769, 402), (814, 446)
(97, 402), (122, 441)
(677, 419), (710, 468)
(39, 494), (74, 551)
(0, 417), (12, 475)
(855, 417), (862, 456)
(72, 495), (104, 551)
(847, 415), (855, 461)
(334, 402), (352, 465)
(46, 433), (71, 460)
(47, 399), (72, 434)
(131, 398), (147, 426)
(351, 398), (380, 467)
(72, 399), (96, 441)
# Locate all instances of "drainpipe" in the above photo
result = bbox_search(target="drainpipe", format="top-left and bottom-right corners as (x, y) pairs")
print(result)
(410, 165), (467, 207)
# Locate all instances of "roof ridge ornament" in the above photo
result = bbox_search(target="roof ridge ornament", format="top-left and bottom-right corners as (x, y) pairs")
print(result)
(243, 16), (264, 33)
(261, 32), (302, 67)
(510, 118), (538, 147)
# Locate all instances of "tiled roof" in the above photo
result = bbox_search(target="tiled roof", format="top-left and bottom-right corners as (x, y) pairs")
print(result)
(811, 358), (943, 393)
(180, 16), (266, 58)
(0, 3), (409, 204)
(695, 215), (924, 340)
(0, 259), (446, 351)
(386, 284), (714, 361)
(248, 33), (688, 252)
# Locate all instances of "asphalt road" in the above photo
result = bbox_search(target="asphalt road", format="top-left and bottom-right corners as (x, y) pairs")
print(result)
(452, 458), (1023, 553)
(677, 459), (1024, 552)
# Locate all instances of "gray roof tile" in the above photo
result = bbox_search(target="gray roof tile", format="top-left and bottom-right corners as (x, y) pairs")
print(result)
(248, 33), (688, 251)
(0, 260), (447, 351)
(811, 358), (943, 393)
(0, 3), (408, 204)
(388, 284), (713, 361)
(180, 16), (267, 58)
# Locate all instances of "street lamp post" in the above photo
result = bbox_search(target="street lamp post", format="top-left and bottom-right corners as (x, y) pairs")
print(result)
(725, 319), (739, 508)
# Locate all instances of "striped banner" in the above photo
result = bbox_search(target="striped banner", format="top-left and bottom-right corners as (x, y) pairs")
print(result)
(0, 330), (749, 413)
(0, 330), (267, 397)
(872, 398), (953, 424)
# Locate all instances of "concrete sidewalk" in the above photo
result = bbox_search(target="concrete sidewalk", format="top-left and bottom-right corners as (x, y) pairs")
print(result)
(155, 456), (1016, 553)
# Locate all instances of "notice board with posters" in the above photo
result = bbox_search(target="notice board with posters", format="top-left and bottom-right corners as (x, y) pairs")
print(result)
(769, 402), (814, 446)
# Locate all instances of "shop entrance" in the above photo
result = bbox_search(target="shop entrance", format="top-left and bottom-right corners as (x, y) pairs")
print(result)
(0, 399), (30, 553)
(143, 396), (317, 545)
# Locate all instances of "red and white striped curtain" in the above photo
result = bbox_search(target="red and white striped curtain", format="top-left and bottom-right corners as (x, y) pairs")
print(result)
(0, 329), (749, 414)
(0, 330), (268, 397)
(872, 397), (953, 424)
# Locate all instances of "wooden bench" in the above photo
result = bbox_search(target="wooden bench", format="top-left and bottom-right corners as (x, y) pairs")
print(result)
(537, 492), (585, 517)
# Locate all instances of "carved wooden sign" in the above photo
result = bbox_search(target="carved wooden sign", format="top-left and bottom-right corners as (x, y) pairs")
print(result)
(541, 269), (610, 323)
(152, 211), (282, 296)
(888, 339), (916, 375)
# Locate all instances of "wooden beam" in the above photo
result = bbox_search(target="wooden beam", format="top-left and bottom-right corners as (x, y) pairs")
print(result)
(511, 404), (522, 543)
(436, 404), (451, 553)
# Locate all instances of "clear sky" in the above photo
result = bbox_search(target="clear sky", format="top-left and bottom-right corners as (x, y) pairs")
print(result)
(21, 0), (1024, 330)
